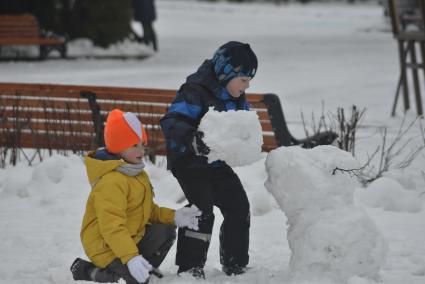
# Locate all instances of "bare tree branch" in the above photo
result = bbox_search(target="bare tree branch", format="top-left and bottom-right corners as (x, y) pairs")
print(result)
(332, 146), (379, 177)
(333, 115), (425, 186)
(302, 104), (365, 155)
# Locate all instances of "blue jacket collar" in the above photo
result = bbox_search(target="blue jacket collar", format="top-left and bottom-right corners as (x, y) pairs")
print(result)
(92, 148), (120, 161)
(220, 88), (232, 100)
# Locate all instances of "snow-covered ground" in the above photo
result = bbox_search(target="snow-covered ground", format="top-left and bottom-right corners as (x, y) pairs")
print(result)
(1, 1), (425, 283)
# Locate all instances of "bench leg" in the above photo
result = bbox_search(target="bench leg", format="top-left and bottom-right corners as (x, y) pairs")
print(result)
(39, 45), (48, 60)
(60, 44), (67, 59)
(39, 44), (67, 60)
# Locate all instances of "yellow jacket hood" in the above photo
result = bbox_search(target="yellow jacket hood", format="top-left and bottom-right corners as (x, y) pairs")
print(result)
(84, 150), (126, 187)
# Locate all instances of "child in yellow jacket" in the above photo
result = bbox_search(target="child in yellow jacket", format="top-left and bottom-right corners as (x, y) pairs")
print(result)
(70, 109), (201, 284)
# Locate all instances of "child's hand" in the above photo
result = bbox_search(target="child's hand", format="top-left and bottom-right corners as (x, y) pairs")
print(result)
(191, 131), (210, 156)
(127, 255), (152, 283)
(174, 204), (202, 230)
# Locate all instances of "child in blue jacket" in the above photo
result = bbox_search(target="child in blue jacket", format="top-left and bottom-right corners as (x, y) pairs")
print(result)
(160, 41), (258, 279)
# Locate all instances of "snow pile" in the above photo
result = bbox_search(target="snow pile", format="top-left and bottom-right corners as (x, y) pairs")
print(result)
(0, 155), (88, 210)
(0, 45), (39, 58)
(0, 164), (32, 198)
(67, 38), (153, 58)
(0, 38), (153, 59)
(199, 108), (264, 167)
(0, 155), (90, 283)
(265, 146), (388, 283)
(356, 177), (423, 213)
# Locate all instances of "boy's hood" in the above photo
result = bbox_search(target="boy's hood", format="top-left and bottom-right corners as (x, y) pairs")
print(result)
(186, 60), (246, 102)
(84, 149), (126, 185)
(186, 60), (222, 98)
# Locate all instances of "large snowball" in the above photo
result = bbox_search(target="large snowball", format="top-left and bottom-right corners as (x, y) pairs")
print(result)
(288, 207), (388, 282)
(199, 108), (263, 167)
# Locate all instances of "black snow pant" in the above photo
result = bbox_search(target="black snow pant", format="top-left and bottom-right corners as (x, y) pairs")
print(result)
(141, 22), (157, 51)
(172, 164), (250, 270)
(91, 224), (176, 283)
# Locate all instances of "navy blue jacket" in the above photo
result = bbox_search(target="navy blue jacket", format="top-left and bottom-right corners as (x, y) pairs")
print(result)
(160, 60), (250, 170)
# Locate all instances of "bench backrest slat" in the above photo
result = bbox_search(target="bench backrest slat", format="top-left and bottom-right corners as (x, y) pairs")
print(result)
(0, 15), (40, 39)
(0, 83), (278, 155)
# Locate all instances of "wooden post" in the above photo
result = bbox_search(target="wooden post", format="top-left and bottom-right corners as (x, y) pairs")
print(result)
(388, 0), (425, 116)
(421, 41), (425, 88)
(409, 40), (424, 115)
(391, 74), (403, 116)
(399, 40), (411, 112)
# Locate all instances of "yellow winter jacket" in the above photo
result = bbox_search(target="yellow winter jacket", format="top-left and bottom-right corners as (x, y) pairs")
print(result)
(80, 152), (175, 268)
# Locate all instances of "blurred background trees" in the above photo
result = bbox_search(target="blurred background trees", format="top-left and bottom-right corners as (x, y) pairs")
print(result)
(0, 0), (378, 47)
(0, 0), (132, 47)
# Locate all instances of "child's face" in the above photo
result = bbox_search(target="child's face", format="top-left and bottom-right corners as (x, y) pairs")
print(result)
(119, 141), (145, 164)
(226, 76), (252, 98)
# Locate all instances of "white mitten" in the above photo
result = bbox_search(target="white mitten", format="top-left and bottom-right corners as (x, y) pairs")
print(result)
(174, 204), (202, 230)
(127, 255), (152, 283)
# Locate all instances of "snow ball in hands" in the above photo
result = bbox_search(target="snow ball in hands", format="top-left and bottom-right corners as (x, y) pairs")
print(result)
(198, 108), (263, 167)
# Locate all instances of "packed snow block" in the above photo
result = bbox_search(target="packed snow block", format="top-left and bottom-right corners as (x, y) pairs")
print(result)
(265, 146), (359, 220)
(288, 207), (388, 282)
(265, 146), (387, 282)
(199, 109), (263, 167)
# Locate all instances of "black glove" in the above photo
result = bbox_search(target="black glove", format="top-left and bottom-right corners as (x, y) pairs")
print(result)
(191, 131), (210, 156)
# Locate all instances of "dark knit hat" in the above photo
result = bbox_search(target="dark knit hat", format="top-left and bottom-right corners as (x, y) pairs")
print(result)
(212, 41), (258, 87)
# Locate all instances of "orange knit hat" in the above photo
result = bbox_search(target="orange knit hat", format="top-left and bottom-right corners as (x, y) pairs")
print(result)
(104, 109), (148, 154)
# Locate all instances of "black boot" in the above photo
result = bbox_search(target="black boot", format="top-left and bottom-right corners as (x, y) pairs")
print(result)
(177, 266), (205, 279)
(222, 264), (248, 276)
(70, 258), (95, 281)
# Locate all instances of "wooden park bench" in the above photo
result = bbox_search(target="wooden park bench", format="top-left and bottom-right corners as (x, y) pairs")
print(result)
(0, 82), (336, 163)
(0, 14), (66, 59)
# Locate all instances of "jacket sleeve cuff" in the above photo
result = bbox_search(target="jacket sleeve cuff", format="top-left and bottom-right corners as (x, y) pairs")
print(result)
(121, 253), (139, 265)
